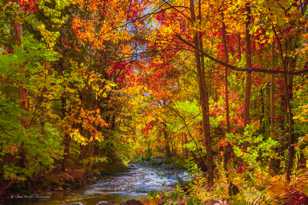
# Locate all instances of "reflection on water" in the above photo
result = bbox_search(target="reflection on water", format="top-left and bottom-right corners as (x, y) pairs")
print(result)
(3, 163), (190, 205)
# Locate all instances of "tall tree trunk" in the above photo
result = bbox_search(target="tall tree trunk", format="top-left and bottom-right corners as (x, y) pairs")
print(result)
(13, 2), (29, 115)
(221, 8), (232, 171)
(237, 33), (241, 58)
(221, 12), (230, 132)
(61, 94), (70, 171)
(62, 134), (71, 171)
(275, 36), (296, 181)
(244, 4), (252, 125)
(163, 123), (171, 157)
(269, 46), (280, 174)
(190, 0), (214, 187)
(13, 2), (29, 169)
(284, 68), (295, 181)
(270, 45), (275, 136)
(284, 61), (295, 181)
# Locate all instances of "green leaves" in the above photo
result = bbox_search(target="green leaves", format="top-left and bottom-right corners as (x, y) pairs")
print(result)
(0, 34), (59, 75)
(227, 124), (279, 169)
(174, 100), (201, 117)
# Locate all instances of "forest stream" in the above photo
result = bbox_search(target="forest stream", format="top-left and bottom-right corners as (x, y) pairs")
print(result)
(4, 162), (190, 205)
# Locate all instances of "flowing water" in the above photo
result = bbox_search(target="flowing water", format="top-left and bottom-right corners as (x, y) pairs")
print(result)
(4, 163), (190, 205)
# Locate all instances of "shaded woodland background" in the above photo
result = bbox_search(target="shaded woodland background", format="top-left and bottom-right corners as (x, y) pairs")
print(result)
(0, 0), (307, 204)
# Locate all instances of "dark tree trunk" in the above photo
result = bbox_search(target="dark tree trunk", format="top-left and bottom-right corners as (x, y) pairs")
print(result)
(12, 2), (29, 171)
(163, 124), (171, 157)
(61, 95), (70, 171)
(221, 11), (231, 132)
(270, 44), (276, 136)
(244, 4), (252, 125)
(237, 33), (241, 58)
(189, 0), (214, 187)
(221, 5), (232, 171)
(285, 69), (295, 181)
(275, 36), (296, 181)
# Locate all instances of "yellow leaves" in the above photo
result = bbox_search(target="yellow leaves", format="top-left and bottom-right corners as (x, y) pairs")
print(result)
(78, 68), (116, 99)
(293, 104), (308, 122)
(70, 129), (88, 145)
(161, 26), (173, 35)
(37, 23), (60, 48)
(65, 107), (108, 145)
(70, 127), (102, 146)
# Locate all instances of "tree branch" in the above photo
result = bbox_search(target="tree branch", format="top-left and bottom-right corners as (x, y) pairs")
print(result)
(176, 34), (308, 75)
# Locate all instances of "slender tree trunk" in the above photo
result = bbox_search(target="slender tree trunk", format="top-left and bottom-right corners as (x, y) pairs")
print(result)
(260, 88), (265, 131)
(274, 35), (296, 181)
(162, 123), (171, 157)
(237, 33), (241, 58)
(190, 0), (214, 187)
(285, 69), (295, 181)
(270, 45), (275, 136)
(221, 14), (230, 132)
(61, 95), (70, 171)
(62, 134), (71, 170)
(221, 8), (232, 171)
(13, 2), (29, 169)
(244, 4), (252, 125)
(269, 46), (280, 174)
(12, 2), (29, 115)
(284, 62), (295, 181)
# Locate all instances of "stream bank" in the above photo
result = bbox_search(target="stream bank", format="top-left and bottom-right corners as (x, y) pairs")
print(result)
(3, 159), (190, 205)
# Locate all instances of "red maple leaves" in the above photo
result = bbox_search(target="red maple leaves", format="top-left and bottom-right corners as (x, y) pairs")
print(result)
(18, 0), (37, 13)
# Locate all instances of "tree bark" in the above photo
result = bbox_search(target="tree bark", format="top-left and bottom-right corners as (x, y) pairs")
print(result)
(12, 2), (29, 115)
(13, 1), (29, 169)
(237, 33), (241, 58)
(274, 33), (296, 181)
(244, 4), (252, 125)
(221, 7), (232, 171)
(284, 62), (295, 182)
(61, 95), (70, 171)
(162, 123), (171, 157)
(189, 0), (214, 187)
(221, 10), (231, 132)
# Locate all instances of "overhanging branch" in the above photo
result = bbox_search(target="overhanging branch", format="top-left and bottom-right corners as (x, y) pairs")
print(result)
(176, 34), (308, 75)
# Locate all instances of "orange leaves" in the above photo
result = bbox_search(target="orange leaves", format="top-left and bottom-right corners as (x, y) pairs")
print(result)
(218, 138), (229, 148)
(79, 108), (108, 140)
(4, 144), (19, 155)
(72, 17), (98, 47)
(71, 16), (131, 49)
(72, 0), (133, 49)
(74, 0), (101, 12)
(64, 107), (108, 145)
